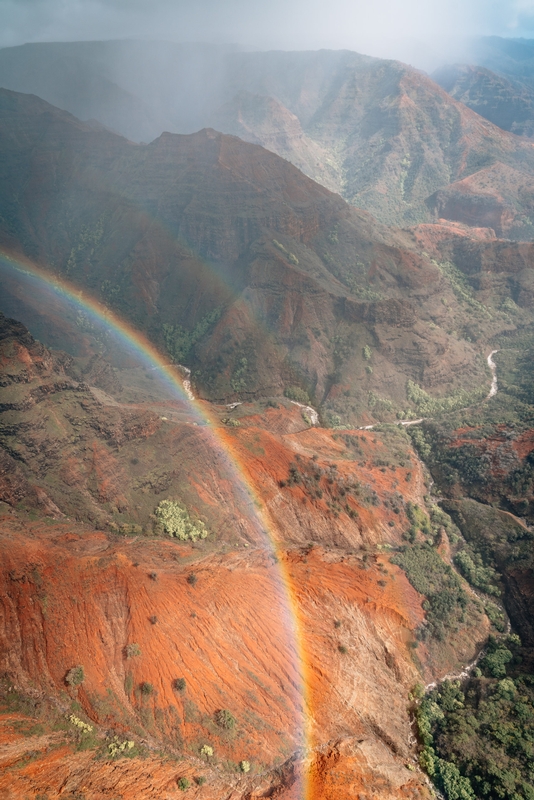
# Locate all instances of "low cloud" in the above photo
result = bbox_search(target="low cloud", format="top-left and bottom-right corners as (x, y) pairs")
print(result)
(0, 0), (532, 60)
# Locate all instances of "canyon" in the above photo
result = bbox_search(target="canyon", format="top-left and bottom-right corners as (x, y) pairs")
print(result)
(1, 41), (534, 799)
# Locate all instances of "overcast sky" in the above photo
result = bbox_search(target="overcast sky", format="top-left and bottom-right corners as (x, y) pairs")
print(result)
(1, 0), (533, 58)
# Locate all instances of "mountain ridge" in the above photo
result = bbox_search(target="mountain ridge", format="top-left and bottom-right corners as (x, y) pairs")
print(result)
(2, 41), (534, 232)
(2, 87), (519, 426)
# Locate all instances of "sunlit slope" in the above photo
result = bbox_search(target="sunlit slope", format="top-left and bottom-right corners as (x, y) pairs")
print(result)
(0, 316), (493, 800)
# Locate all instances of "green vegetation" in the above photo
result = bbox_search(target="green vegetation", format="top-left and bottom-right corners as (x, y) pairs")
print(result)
(154, 500), (208, 540)
(404, 500), (432, 542)
(124, 643), (141, 658)
(324, 410), (344, 428)
(284, 385), (311, 404)
(406, 380), (486, 418)
(65, 217), (104, 277)
(163, 308), (222, 364)
(392, 544), (468, 641)
(108, 736), (135, 758)
(174, 678), (186, 692)
(65, 665), (84, 687)
(416, 636), (534, 800)
(407, 345), (534, 519)
(240, 760), (251, 773)
(272, 238), (299, 265)
(406, 342), (534, 799)
(333, 432), (364, 458)
(231, 356), (249, 392)
(484, 601), (506, 633)
(221, 416), (241, 427)
(200, 744), (214, 758)
(69, 714), (93, 735)
(140, 682), (154, 696)
(177, 777), (191, 791)
(215, 709), (236, 730)
(454, 550), (500, 597)
(479, 635), (520, 678)
(368, 391), (395, 417)
(433, 260), (490, 318)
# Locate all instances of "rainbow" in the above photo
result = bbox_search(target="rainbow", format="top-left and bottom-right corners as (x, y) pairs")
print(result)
(0, 249), (312, 795)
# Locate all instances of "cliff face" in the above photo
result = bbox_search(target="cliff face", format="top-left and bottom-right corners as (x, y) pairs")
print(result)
(0, 315), (493, 798)
(0, 518), (430, 799)
(426, 161), (534, 240)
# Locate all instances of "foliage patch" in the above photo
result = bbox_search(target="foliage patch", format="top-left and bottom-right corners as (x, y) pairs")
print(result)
(155, 500), (208, 541)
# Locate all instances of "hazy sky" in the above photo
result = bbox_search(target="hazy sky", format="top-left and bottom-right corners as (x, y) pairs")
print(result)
(1, 0), (533, 56)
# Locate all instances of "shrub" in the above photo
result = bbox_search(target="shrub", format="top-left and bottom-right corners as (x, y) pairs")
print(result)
(177, 777), (191, 791)
(119, 523), (142, 536)
(155, 500), (208, 541)
(65, 665), (84, 687)
(436, 758), (475, 800)
(454, 550), (500, 596)
(69, 714), (93, 734)
(200, 744), (214, 758)
(215, 709), (236, 730)
(149, 615), (158, 625)
(338, 644), (348, 654)
(187, 573), (198, 586)
(284, 386), (310, 405)
(194, 775), (206, 785)
(108, 736), (135, 758)
(173, 678), (186, 692)
(140, 682), (154, 696)
(479, 636), (514, 678)
(240, 760), (251, 773)
(272, 239), (298, 264)
(124, 643), (141, 658)
(221, 417), (241, 427)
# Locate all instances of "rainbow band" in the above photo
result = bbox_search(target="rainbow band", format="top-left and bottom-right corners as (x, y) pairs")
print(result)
(0, 249), (311, 796)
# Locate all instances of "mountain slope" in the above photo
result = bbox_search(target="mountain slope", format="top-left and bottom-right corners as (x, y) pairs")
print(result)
(2, 41), (534, 232)
(2, 87), (524, 426)
(433, 62), (534, 137)
(220, 51), (534, 228)
(3, 313), (478, 799)
(426, 161), (534, 239)
(470, 36), (534, 92)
